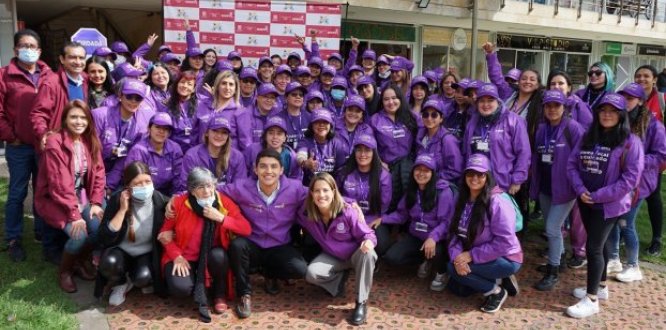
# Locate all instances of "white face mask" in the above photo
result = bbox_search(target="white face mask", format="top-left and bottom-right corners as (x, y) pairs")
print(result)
(115, 55), (127, 65)
(378, 71), (390, 79)
(105, 60), (115, 72)
(18, 48), (40, 64)
(196, 196), (215, 208)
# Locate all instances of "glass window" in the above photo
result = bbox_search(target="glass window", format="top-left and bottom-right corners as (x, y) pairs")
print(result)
(516, 51), (543, 71)
(422, 45), (448, 71)
(566, 54), (590, 87)
(497, 49), (516, 73)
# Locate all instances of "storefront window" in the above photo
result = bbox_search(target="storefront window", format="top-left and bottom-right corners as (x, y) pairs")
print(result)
(423, 45), (486, 79)
(550, 52), (589, 87)
(422, 45), (448, 71)
(516, 51), (543, 71)
(497, 49), (516, 73)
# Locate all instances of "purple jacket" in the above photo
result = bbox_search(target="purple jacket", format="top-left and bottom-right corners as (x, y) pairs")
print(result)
(243, 142), (303, 181)
(566, 94), (593, 130)
(448, 189), (524, 264)
(415, 127), (463, 183)
(235, 104), (279, 151)
(338, 168), (392, 224)
(297, 202), (377, 260)
(463, 109), (532, 191)
(303, 41), (319, 61)
(221, 176), (308, 248)
(239, 94), (256, 109)
(567, 134), (645, 219)
(101, 94), (156, 118)
(486, 53), (516, 101)
(297, 137), (348, 178)
(637, 117), (666, 199)
(369, 111), (416, 164)
(382, 180), (456, 242)
(427, 94), (455, 114)
(144, 88), (170, 114)
(333, 118), (374, 158)
(181, 144), (247, 191)
(275, 109), (312, 150)
(529, 119), (585, 204)
(168, 101), (201, 152)
(131, 42), (151, 60)
(112, 137), (184, 194)
(195, 98), (241, 148)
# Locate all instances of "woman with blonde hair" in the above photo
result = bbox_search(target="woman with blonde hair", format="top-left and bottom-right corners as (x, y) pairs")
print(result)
(197, 70), (242, 148)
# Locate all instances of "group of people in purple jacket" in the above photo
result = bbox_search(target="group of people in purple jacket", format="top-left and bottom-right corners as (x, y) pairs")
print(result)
(1, 22), (665, 324)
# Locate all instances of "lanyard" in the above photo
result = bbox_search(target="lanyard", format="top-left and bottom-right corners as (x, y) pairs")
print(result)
(116, 115), (135, 146)
(357, 173), (369, 202)
(510, 97), (530, 116)
(585, 89), (606, 109)
(287, 113), (303, 140)
(480, 123), (491, 142)
(416, 191), (424, 223)
(544, 124), (558, 150)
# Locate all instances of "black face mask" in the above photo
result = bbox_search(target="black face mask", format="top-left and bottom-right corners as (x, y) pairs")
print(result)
(628, 105), (642, 122)
(480, 107), (501, 124)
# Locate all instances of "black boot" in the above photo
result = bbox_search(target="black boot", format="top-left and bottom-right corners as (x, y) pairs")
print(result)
(349, 301), (367, 326)
(534, 264), (559, 291)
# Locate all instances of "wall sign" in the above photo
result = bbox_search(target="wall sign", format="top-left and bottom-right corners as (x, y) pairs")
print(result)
(496, 34), (591, 53)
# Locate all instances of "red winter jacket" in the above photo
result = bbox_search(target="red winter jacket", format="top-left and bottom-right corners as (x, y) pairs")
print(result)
(35, 131), (105, 229)
(0, 59), (53, 145)
(30, 68), (88, 144)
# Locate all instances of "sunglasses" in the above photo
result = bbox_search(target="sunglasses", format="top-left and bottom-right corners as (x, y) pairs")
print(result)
(421, 111), (440, 119)
(241, 79), (256, 84)
(587, 70), (603, 77)
(465, 171), (487, 178)
(289, 92), (304, 98)
(124, 94), (144, 102)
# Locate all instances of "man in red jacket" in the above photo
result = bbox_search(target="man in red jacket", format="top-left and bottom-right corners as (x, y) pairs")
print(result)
(0, 29), (52, 262)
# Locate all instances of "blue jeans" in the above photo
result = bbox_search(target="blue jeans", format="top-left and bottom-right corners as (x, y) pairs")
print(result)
(4, 144), (43, 243)
(63, 204), (101, 254)
(447, 257), (521, 295)
(609, 199), (643, 266)
(540, 194), (576, 266)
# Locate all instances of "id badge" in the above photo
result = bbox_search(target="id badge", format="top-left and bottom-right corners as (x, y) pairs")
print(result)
(113, 144), (127, 157)
(358, 200), (369, 211)
(392, 128), (405, 139)
(476, 141), (489, 152)
(541, 154), (553, 164)
(253, 129), (263, 139)
(184, 127), (192, 136)
(415, 222), (428, 233)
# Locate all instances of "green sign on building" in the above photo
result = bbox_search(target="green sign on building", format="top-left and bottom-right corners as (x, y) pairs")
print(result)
(342, 20), (415, 42)
(605, 42), (622, 55)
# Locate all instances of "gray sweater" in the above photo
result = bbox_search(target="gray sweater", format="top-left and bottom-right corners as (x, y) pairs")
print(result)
(116, 197), (155, 257)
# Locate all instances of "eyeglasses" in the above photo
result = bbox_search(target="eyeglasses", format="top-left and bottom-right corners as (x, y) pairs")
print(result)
(587, 70), (603, 77)
(421, 111), (440, 119)
(17, 43), (39, 50)
(124, 94), (144, 102)
(289, 92), (304, 98)
(241, 79), (256, 84)
(194, 183), (214, 192)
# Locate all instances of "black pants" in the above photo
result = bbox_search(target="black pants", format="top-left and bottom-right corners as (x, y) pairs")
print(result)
(383, 234), (447, 273)
(228, 237), (307, 296)
(98, 247), (153, 288)
(388, 157), (414, 213)
(579, 202), (619, 296)
(373, 224), (393, 257)
(164, 247), (228, 299)
(647, 176), (663, 243)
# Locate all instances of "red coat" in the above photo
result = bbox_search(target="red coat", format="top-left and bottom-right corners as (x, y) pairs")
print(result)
(30, 68), (88, 144)
(160, 192), (252, 300)
(35, 131), (105, 229)
(0, 59), (53, 145)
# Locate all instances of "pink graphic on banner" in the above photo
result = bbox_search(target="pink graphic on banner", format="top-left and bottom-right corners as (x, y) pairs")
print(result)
(235, 22), (271, 34)
(165, 0), (199, 8)
(199, 8), (234, 21)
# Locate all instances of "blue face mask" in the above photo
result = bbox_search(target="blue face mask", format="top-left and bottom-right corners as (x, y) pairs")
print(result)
(18, 48), (40, 64)
(131, 184), (154, 201)
(196, 196), (216, 208)
(331, 89), (346, 101)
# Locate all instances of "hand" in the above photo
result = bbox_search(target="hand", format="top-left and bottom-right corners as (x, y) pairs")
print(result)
(157, 230), (174, 245)
(359, 239), (374, 254)
(302, 155), (317, 171)
(165, 196), (176, 218)
(40, 131), (54, 151)
(69, 219), (87, 240)
(133, 56), (142, 69)
(172, 256), (191, 277)
(454, 261), (471, 276)
(580, 191), (594, 204)
(184, 18), (191, 31)
(351, 36), (360, 49)
(294, 34), (305, 45)
(454, 251), (472, 265)
(202, 83), (214, 96)
(482, 42), (495, 54)
(508, 184), (521, 195)
(369, 218), (382, 229)
(90, 204), (104, 220)
(119, 190), (131, 213)
(146, 33), (159, 47)
(203, 206), (225, 223)
(421, 238), (437, 259)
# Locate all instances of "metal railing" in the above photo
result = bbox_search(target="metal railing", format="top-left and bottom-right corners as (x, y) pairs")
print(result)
(512, 0), (666, 23)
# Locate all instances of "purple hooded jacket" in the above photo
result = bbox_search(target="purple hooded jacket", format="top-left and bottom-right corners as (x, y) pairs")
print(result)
(415, 127), (463, 183)
(243, 142), (303, 181)
(636, 116), (666, 199)
(566, 94), (593, 130)
(338, 168), (392, 224)
(485, 52), (517, 101)
(195, 98), (242, 149)
(369, 110), (417, 164)
(180, 143), (247, 191)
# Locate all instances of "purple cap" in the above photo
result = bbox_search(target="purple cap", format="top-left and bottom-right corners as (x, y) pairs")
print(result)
(542, 90), (567, 105)
(422, 100), (444, 114)
(357, 75), (375, 87)
(344, 95), (365, 111)
(362, 49), (377, 61)
(321, 65), (336, 77)
(410, 76), (429, 89)
(149, 112), (173, 129)
(597, 93), (627, 111)
(413, 154), (437, 171)
(306, 90), (325, 103)
(348, 65), (363, 75)
(619, 82), (646, 101)
(287, 51), (302, 61)
(121, 79), (147, 98)
(215, 59), (234, 72)
(186, 47), (204, 57)
(376, 55), (389, 65)
(113, 62), (145, 81)
(475, 83), (500, 100)
(258, 56), (273, 67)
(208, 112), (232, 131)
(505, 68), (522, 81)
(328, 53), (343, 63)
(160, 53), (181, 65)
(294, 65), (311, 77)
(451, 78), (471, 90)
(390, 56), (414, 72)
(264, 116), (288, 133)
(465, 153), (491, 173)
(353, 134), (377, 149)
(465, 80), (482, 91)
(275, 64), (292, 76)
(227, 51), (242, 61)
(111, 41), (130, 54)
(311, 109), (334, 125)
(240, 67), (258, 81)
(93, 47), (117, 60)
(257, 83), (279, 96)
(332, 76), (348, 89)
(308, 57), (323, 68)
(285, 81), (307, 95)
(158, 45), (172, 54)
(424, 70), (439, 84)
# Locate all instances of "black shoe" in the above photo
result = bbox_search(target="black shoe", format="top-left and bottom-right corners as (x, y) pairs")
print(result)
(646, 241), (662, 257)
(537, 262), (566, 273)
(264, 278), (280, 295)
(501, 275), (519, 297)
(235, 294), (251, 319)
(534, 264), (559, 291)
(7, 240), (26, 262)
(334, 270), (351, 298)
(567, 255), (587, 269)
(198, 304), (211, 323)
(348, 301), (367, 326)
(480, 288), (508, 313)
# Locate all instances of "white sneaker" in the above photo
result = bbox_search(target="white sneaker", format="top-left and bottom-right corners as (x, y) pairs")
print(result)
(616, 265), (643, 283)
(607, 259), (623, 274)
(566, 296), (600, 318)
(417, 260), (431, 279)
(109, 281), (134, 306)
(573, 286), (609, 300)
(430, 273), (448, 292)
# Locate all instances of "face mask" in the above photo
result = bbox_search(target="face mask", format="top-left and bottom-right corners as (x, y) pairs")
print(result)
(378, 71), (390, 79)
(18, 48), (40, 64)
(196, 195), (216, 208)
(131, 184), (154, 201)
(105, 60), (115, 72)
(115, 55), (127, 65)
(331, 89), (346, 101)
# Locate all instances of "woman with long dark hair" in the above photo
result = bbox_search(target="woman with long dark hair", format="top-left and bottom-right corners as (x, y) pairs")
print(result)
(356, 75), (381, 117)
(144, 62), (173, 113)
(203, 48), (217, 73)
(243, 116), (303, 181)
(408, 76), (431, 116)
(447, 153), (522, 313)
(444, 79), (474, 139)
(565, 93), (644, 318)
(296, 109), (347, 184)
(166, 70), (199, 152)
(547, 70), (593, 129)
(415, 100), (463, 183)
(85, 56), (113, 109)
(334, 94), (374, 158)
(428, 72), (458, 112)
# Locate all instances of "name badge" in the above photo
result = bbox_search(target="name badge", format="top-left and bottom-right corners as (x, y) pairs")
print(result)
(113, 144), (127, 157)
(253, 129), (263, 138)
(415, 222), (429, 233)
(392, 128), (405, 139)
(183, 127), (192, 136)
(476, 141), (489, 152)
(541, 154), (553, 164)
(358, 200), (369, 211)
